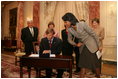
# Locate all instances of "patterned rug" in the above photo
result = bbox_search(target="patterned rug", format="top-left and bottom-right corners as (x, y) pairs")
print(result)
(1, 54), (116, 78)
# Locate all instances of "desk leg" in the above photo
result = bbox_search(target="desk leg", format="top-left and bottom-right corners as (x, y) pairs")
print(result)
(38, 69), (41, 77)
(27, 67), (31, 78)
(35, 68), (38, 78)
(15, 56), (17, 65)
(35, 68), (40, 78)
(35, 68), (41, 78)
(20, 66), (23, 78)
(69, 68), (72, 78)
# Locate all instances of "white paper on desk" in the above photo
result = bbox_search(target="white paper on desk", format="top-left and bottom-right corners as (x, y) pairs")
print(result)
(96, 51), (102, 59)
(50, 54), (55, 57)
(29, 54), (39, 57)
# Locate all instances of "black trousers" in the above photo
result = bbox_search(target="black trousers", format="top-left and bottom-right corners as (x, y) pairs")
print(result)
(46, 68), (64, 78)
(62, 46), (80, 72)
(24, 42), (34, 55)
(73, 46), (81, 71)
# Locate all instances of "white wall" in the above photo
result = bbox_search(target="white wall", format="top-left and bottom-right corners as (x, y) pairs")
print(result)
(100, 1), (117, 61)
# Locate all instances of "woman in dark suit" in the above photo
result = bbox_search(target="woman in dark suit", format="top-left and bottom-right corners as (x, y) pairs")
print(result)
(62, 13), (101, 78)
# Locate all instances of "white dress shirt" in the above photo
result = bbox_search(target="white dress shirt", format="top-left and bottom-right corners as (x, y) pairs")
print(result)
(29, 27), (34, 37)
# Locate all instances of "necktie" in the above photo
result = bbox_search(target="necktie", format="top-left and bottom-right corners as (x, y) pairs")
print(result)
(66, 31), (68, 34)
(49, 40), (52, 48)
(30, 27), (34, 37)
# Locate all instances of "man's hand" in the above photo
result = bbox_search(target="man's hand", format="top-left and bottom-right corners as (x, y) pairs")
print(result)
(76, 42), (83, 47)
(43, 50), (51, 54)
(35, 46), (39, 51)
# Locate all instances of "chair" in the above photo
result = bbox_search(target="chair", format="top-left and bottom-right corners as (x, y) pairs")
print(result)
(32, 41), (40, 54)
(14, 49), (26, 65)
(33, 41), (44, 77)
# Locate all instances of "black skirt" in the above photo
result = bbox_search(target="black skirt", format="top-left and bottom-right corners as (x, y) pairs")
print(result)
(78, 45), (101, 70)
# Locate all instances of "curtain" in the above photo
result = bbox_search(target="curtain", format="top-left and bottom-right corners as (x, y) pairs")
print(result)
(75, 1), (89, 24)
(88, 1), (100, 25)
(40, 1), (89, 39)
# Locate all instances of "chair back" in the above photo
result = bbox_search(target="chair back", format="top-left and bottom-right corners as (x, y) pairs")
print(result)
(32, 41), (40, 54)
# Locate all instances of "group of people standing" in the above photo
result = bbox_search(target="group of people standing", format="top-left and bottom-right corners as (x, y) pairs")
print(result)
(21, 12), (104, 78)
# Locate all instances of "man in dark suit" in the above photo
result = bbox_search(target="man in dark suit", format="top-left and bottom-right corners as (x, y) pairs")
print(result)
(21, 20), (38, 55)
(61, 26), (73, 56)
(40, 28), (63, 78)
(72, 35), (81, 72)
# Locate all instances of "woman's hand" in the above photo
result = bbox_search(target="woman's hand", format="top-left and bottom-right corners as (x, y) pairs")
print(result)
(76, 42), (83, 47)
(99, 47), (103, 52)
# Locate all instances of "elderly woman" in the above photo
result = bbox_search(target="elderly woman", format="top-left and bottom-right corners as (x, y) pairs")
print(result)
(62, 13), (101, 78)
(92, 18), (105, 73)
(92, 18), (104, 52)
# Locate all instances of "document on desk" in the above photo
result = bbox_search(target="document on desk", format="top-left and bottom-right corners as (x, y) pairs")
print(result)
(29, 54), (39, 57)
(96, 51), (102, 59)
(50, 54), (55, 57)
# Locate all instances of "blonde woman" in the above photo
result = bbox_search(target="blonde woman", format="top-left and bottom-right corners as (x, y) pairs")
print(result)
(92, 18), (105, 74)
(92, 18), (104, 52)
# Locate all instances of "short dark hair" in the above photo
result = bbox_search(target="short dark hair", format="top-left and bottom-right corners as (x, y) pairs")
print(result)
(92, 18), (100, 24)
(45, 28), (55, 35)
(34, 43), (39, 46)
(80, 19), (86, 22)
(62, 13), (79, 26)
(48, 21), (55, 27)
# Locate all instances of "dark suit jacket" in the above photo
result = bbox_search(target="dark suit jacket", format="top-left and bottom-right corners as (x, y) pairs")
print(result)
(61, 29), (80, 56)
(21, 26), (38, 54)
(39, 37), (62, 56)
(61, 29), (73, 56)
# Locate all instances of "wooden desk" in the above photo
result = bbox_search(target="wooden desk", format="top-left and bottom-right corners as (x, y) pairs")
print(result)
(20, 55), (72, 78)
